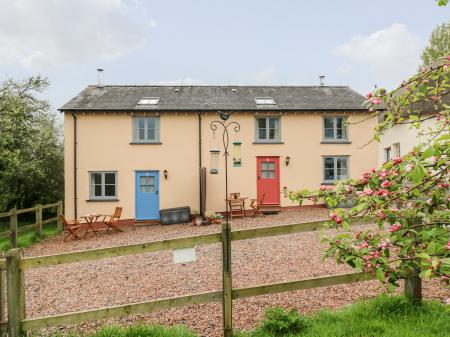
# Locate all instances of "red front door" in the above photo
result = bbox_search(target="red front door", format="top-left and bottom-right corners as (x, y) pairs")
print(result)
(257, 156), (280, 205)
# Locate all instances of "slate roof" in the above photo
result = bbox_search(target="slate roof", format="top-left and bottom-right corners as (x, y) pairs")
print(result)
(60, 85), (369, 111)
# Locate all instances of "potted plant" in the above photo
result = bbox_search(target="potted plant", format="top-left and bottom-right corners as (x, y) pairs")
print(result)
(210, 213), (224, 224)
(191, 210), (203, 226)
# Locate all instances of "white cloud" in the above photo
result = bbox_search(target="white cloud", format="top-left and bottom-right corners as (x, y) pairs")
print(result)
(334, 23), (423, 89)
(148, 78), (206, 85)
(0, 0), (155, 70)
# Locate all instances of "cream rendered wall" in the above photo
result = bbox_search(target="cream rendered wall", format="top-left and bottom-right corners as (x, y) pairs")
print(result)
(64, 111), (378, 219)
(378, 118), (437, 165)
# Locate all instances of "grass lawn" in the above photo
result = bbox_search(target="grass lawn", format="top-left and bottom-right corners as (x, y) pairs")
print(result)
(0, 221), (60, 251)
(47, 295), (449, 337)
(236, 295), (450, 337)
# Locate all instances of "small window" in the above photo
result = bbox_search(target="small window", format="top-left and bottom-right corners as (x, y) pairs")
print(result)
(323, 156), (349, 183)
(385, 147), (392, 162)
(255, 117), (280, 142)
(261, 162), (276, 179)
(255, 97), (276, 105)
(132, 117), (160, 143)
(137, 97), (160, 105)
(89, 172), (117, 200)
(392, 143), (401, 157)
(140, 176), (155, 193)
(323, 117), (348, 141)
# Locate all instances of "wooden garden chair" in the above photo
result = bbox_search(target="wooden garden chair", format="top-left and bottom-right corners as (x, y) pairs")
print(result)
(250, 193), (266, 217)
(60, 215), (83, 242)
(228, 193), (245, 218)
(101, 207), (123, 232)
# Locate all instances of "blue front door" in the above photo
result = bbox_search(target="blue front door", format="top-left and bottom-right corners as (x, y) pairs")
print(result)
(135, 171), (159, 220)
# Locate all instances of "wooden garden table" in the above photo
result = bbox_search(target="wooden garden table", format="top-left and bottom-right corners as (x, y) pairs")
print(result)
(80, 214), (101, 238)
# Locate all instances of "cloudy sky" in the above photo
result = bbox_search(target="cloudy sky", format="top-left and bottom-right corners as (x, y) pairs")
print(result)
(0, 0), (448, 112)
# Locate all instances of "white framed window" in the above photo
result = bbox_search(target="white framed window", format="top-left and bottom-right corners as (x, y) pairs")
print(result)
(137, 97), (159, 105)
(392, 143), (401, 157)
(255, 97), (276, 105)
(385, 147), (392, 162)
(323, 117), (348, 141)
(255, 117), (281, 142)
(132, 117), (160, 143)
(323, 156), (349, 183)
(89, 171), (117, 200)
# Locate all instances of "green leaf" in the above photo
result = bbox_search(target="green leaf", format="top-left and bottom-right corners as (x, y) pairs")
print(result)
(376, 268), (385, 282)
(409, 164), (425, 183)
(419, 269), (432, 278)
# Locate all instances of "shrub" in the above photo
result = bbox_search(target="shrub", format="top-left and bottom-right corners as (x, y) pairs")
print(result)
(257, 307), (307, 336)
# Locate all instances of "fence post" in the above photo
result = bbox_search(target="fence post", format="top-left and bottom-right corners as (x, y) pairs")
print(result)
(0, 252), (6, 337)
(35, 205), (42, 237)
(222, 222), (232, 337)
(57, 200), (63, 231)
(10, 208), (18, 249)
(6, 249), (25, 337)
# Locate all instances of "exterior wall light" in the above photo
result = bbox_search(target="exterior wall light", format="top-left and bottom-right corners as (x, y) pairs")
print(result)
(163, 169), (168, 179)
(285, 156), (290, 166)
(233, 141), (242, 167)
(210, 147), (220, 174)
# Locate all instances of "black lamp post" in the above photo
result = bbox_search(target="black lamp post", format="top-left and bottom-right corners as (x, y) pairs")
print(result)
(209, 111), (240, 337)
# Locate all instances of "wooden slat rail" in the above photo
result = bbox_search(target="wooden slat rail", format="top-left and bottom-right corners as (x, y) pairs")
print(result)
(231, 217), (374, 242)
(21, 290), (223, 330)
(232, 272), (375, 299)
(16, 207), (37, 215)
(0, 213), (9, 219)
(42, 217), (58, 225)
(41, 203), (59, 210)
(20, 232), (222, 269)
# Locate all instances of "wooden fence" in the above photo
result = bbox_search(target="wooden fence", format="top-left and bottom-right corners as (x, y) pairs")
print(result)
(0, 202), (63, 249)
(0, 217), (377, 337)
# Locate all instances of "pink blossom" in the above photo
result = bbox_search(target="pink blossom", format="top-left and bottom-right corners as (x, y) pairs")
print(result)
(335, 217), (343, 225)
(363, 188), (374, 196)
(446, 241), (450, 251)
(389, 222), (402, 233)
(320, 185), (327, 191)
(366, 92), (373, 99)
(359, 241), (369, 249)
(431, 95), (439, 102)
(329, 213), (337, 220)
(359, 177), (368, 185)
(393, 157), (403, 164)
(370, 167), (376, 173)
(372, 97), (381, 105)
(376, 210), (386, 220)
(430, 156), (438, 163)
(381, 180), (392, 188)
(405, 164), (414, 172)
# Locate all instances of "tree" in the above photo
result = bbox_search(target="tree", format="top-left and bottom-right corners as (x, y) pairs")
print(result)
(0, 76), (64, 212)
(421, 21), (450, 67)
(284, 56), (450, 302)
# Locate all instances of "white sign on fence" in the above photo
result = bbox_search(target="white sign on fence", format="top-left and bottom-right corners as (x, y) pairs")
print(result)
(173, 247), (197, 263)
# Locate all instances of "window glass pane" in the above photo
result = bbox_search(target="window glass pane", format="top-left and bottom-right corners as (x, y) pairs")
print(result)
(324, 158), (334, 169)
(324, 128), (334, 139)
(324, 169), (335, 181)
(258, 128), (266, 140)
(104, 173), (115, 185)
(138, 119), (145, 128)
(148, 129), (155, 140)
(258, 118), (266, 129)
(269, 128), (275, 139)
(268, 162), (275, 170)
(337, 158), (347, 170)
(147, 118), (155, 129)
(94, 185), (102, 196)
(269, 118), (276, 128)
(138, 128), (145, 140)
(105, 185), (115, 196)
(261, 162), (268, 170)
(324, 117), (334, 129)
(91, 173), (102, 185)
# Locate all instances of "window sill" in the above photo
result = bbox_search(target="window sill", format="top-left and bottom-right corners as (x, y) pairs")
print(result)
(86, 199), (119, 202)
(253, 141), (284, 144)
(321, 141), (351, 144)
(130, 142), (162, 145)
(321, 182), (335, 186)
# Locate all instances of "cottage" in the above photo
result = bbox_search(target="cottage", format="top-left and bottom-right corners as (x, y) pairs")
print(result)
(60, 85), (378, 221)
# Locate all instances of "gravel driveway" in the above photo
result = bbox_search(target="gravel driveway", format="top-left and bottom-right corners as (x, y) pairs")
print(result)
(23, 207), (447, 336)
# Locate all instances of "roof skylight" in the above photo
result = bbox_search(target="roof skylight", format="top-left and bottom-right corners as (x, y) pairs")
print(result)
(255, 97), (276, 105)
(138, 97), (160, 105)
